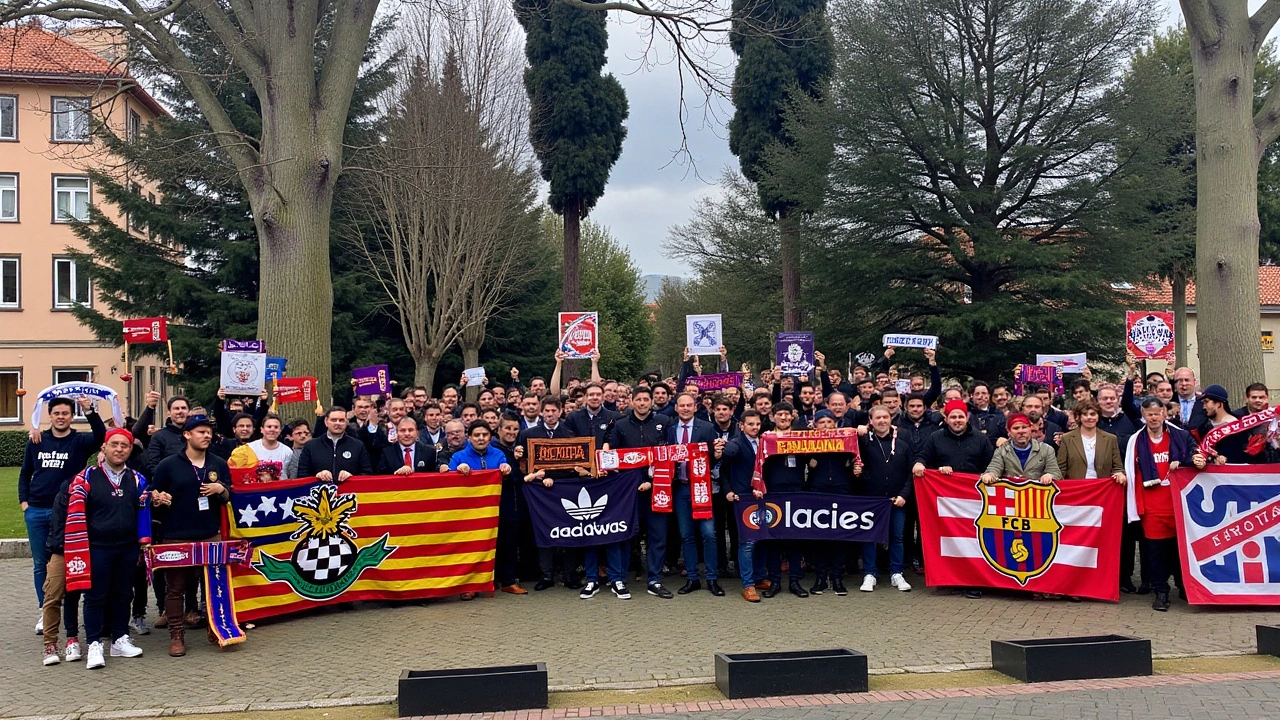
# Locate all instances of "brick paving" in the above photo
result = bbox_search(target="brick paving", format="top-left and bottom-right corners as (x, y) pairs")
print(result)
(2, 557), (1280, 718)
(404, 673), (1280, 720)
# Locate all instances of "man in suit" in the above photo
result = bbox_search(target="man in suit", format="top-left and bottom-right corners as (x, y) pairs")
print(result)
(563, 382), (618, 445)
(665, 393), (725, 596)
(297, 407), (373, 481)
(1171, 367), (1208, 431)
(378, 416), (438, 475)
(722, 410), (765, 601)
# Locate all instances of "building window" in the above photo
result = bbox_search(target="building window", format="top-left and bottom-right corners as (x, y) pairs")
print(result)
(0, 95), (16, 141)
(52, 257), (91, 308)
(51, 97), (90, 142)
(0, 369), (20, 423)
(127, 109), (141, 143)
(54, 368), (92, 385)
(53, 175), (89, 223)
(0, 174), (15, 221)
(0, 256), (18, 309)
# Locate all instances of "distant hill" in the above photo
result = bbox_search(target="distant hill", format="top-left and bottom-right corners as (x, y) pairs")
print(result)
(641, 274), (683, 303)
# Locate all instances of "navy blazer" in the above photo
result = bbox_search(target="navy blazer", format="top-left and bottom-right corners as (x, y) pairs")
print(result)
(721, 433), (761, 496)
(665, 416), (719, 450)
(378, 440), (438, 475)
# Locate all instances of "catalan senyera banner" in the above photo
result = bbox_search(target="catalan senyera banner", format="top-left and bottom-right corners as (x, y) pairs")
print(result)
(223, 472), (501, 622)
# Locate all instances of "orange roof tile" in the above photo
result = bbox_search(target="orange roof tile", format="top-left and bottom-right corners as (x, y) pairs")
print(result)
(1133, 265), (1280, 307)
(0, 25), (119, 78)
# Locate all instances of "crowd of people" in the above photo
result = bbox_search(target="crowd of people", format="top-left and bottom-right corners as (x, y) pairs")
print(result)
(17, 344), (1273, 669)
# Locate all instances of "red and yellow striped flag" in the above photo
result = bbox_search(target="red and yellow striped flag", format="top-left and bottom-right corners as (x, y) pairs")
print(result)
(223, 472), (501, 622)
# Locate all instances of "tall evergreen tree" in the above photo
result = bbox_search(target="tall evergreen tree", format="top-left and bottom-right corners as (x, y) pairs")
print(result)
(68, 16), (403, 404)
(727, 0), (831, 331)
(514, 0), (629, 314)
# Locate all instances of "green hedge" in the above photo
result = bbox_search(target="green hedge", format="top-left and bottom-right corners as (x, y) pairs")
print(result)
(0, 429), (26, 467)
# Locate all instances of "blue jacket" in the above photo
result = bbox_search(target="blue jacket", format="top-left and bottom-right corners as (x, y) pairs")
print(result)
(721, 433), (761, 496)
(448, 442), (508, 472)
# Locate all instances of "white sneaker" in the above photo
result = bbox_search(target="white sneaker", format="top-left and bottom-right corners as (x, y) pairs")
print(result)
(860, 574), (877, 592)
(42, 643), (60, 666)
(110, 635), (143, 658)
(130, 615), (151, 636)
(64, 639), (82, 662)
(86, 641), (105, 670)
(890, 573), (912, 592)
(35, 617), (43, 635)
(580, 581), (600, 599)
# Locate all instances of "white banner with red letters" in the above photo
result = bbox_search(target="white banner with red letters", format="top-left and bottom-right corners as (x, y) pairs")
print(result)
(1170, 465), (1280, 605)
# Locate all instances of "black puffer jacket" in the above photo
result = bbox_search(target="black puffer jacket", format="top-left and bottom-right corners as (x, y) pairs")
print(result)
(913, 424), (994, 474)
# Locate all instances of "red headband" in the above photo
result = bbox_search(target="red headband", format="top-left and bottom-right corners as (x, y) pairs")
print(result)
(943, 399), (969, 417)
(1007, 413), (1031, 429)
(103, 427), (134, 446)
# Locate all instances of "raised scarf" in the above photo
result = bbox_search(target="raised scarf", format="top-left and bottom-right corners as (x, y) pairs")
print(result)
(1198, 406), (1280, 457)
(64, 464), (151, 592)
(750, 428), (860, 494)
(597, 442), (712, 518)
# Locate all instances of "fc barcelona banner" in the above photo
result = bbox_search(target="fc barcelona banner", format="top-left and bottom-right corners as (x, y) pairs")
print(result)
(523, 469), (644, 548)
(223, 472), (501, 622)
(917, 471), (1124, 602)
(1170, 465), (1280, 605)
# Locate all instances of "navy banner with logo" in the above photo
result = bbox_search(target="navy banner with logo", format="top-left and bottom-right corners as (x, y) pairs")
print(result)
(735, 493), (892, 543)
(524, 468), (644, 548)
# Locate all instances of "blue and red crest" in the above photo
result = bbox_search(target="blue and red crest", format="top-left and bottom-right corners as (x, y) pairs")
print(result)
(1172, 467), (1280, 605)
(975, 480), (1061, 585)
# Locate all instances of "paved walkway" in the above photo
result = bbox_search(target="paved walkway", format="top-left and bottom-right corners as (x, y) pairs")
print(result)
(407, 673), (1280, 720)
(3, 557), (1280, 718)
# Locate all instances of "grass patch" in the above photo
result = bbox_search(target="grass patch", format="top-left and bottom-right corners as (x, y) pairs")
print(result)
(1155, 654), (1280, 674)
(0, 466), (24, 539)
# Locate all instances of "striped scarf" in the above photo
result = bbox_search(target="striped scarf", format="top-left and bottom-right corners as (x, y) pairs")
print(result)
(64, 464), (152, 592)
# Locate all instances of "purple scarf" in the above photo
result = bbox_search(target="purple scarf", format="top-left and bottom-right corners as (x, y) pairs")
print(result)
(1134, 424), (1189, 483)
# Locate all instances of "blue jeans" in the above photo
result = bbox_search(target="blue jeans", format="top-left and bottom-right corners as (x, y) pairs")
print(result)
(861, 504), (907, 576)
(584, 542), (627, 584)
(643, 499), (669, 586)
(737, 541), (766, 587)
(766, 543), (804, 584)
(25, 506), (52, 608)
(675, 483), (718, 581)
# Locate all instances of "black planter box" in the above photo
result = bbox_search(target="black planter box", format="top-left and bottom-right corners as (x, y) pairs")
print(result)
(714, 649), (868, 699)
(1258, 625), (1280, 657)
(398, 663), (547, 716)
(992, 635), (1151, 683)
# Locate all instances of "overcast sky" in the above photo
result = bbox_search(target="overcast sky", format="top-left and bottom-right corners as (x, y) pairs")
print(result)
(589, 0), (1219, 277)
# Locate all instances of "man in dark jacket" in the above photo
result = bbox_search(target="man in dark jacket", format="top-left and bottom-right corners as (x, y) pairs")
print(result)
(296, 406), (373, 481)
(563, 382), (619, 445)
(759, 402), (808, 598)
(605, 386), (670, 597)
(895, 392), (941, 575)
(967, 381), (1007, 441)
(212, 412), (255, 460)
(20, 396), (105, 624)
(805, 410), (855, 596)
(1171, 367), (1209, 431)
(707, 395), (741, 577)
(517, 396), (585, 591)
(40, 473), (83, 665)
(141, 396), (193, 476)
(722, 410), (766, 601)
(666, 393), (724, 596)
(856, 405), (915, 594)
(912, 399), (993, 598)
(377, 416), (438, 474)
(492, 414), (528, 595)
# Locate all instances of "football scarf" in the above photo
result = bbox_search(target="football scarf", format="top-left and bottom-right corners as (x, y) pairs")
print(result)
(1198, 406), (1280, 458)
(750, 428), (860, 494)
(597, 443), (713, 518)
(146, 541), (252, 647)
(64, 464), (151, 592)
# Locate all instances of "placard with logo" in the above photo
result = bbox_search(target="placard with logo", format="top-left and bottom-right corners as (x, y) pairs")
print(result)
(686, 313), (723, 354)
(775, 331), (815, 376)
(527, 437), (597, 475)
(220, 350), (266, 394)
(522, 468), (644, 547)
(559, 312), (599, 359)
(1126, 311), (1175, 360)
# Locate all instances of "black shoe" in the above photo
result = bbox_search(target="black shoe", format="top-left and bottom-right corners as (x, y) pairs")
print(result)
(963, 589), (983, 599)
(1177, 586), (1187, 601)
(831, 577), (848, 596)
(1120, 580), (1137, 594)
(761, 584), (781, 599)
(708, 581), (725, 596)
(678, 580), (702, 595)
(1136, 584), (1151, 595)
(789, 581), (809, 598)
(562, 577), (584, 590)
(809, 577), (828, 595)
(1153, 591), (1170, 612)
(533, 577), (555, 592)
(647, 582), (674, 599)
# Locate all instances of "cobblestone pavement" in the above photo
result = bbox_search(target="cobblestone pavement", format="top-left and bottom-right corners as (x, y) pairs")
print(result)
(412, 674), (1280, 720)
(3, 557), (1280, 718)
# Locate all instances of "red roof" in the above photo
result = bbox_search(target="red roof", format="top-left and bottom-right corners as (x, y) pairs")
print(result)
(0, 25), (120, 78)
(1134, 265), (1280, 307)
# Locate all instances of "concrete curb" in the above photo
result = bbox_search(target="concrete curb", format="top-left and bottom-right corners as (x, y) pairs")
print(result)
(0, 538), (31, 559)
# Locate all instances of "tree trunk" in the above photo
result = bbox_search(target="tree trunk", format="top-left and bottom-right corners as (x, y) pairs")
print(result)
(1172, 267), (1189, 369)
(779, 210), (802, 331)
(415, 354), (440, 396)
(1188, 20), (1264, 402)
(461, 344), (481, 402)
(563, 200), (582, 313)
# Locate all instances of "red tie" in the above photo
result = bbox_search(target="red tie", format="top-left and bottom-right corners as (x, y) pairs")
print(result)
(681, 424), (690, 479)
(404, 446), (413, 468)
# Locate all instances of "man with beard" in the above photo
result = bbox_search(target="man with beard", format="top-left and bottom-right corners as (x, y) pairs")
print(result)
(652, 382), (676, 418)
(1238, 383), (1277, 463)
(420, 402), (446, 448)
(1171, 367), (1208, 430)
(1197, 385), (1252, 464)
(564, 383), (619, 446)
(707, 395), (741, 575)
(1020, 394), (1063, 451)
(435, 419), (469, 471)
(723, 410), (767, 601)
(141, 396), (193, 476)
(913, 399), (994, 598)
